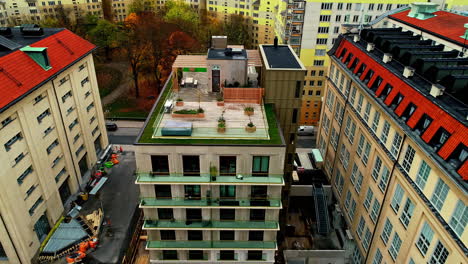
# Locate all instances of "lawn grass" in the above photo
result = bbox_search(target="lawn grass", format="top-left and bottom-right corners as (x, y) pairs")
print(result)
(137, 76), (283, 145)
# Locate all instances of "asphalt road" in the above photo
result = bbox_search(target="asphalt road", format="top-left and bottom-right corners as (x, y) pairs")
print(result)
(297, 135), (316, 149)
(108, 127), (141, 145)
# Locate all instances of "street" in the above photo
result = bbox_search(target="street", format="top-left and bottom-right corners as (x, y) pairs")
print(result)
(107, 121), (144, 145)
(297, 135), (316, 149)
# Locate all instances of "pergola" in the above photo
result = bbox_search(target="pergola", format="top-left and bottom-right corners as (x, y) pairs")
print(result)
(171, 55), (207, 91)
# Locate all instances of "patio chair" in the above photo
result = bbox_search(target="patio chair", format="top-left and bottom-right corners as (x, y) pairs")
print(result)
(181, 79), (185, 87)
(193, 79), (198, 88)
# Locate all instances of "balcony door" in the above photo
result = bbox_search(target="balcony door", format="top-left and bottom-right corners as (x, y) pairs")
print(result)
(183, 155), (200, 176)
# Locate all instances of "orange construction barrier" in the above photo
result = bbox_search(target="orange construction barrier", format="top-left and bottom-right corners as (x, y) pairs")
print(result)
(111, 154), (118, 159)
(66, 251), (86, 263)
(111, 158), (120, 165)
(78, 241), (89, 253)
(89, 237), (99, 248)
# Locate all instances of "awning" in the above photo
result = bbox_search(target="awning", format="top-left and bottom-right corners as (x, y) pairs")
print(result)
(172, 55), (207, 68)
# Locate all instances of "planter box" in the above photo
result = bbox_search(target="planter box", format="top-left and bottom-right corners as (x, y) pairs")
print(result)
(244, 110), (254, 116)
(217, 101), (225, 106)
(217, 127), (226, 133)
(172, 113), (205, 118)
(245, 126), (256, 133)
(176, 101), (184, 106)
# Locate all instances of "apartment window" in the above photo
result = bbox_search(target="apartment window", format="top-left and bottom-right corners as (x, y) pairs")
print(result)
(313, 60), (324, 66)
(183, 155), (200, 176)
(334, 170), (344, 194)
(371, 112), (380, 132)
(321, 3), (332, 9)
(390, 132), (403, 157)
(353, 15), (359, 22)
(352, 247), (362, 264)
(370, 199), (380, 223)
(414, 114), (433, 136)
(318, 71), (324, 76)
(379, 84), (393, 100)
(55, 168), (66, 183)
(368, 3), (374, 10)
(220, 230), (235, 240)
(362, 142), (371, 165)
(429, 127), (451, 152)
(219, 250), (235, 260)
(316, 38), (328, 45)
(337, 3), (343, 10)
(386, 4), (392, 10)
(429, 241), (449, 264)
(162, 250), (177, 260)
(363, 69), (374, 85)
(90, 116), (96, 124)
(363, 188), (373, 211)
(292, 109), (298, 123)
(450, 200), (467, 237)
(151, 155), (169, 175)
(362, 227), (371, 250)
(29, 197), (43, 215)
(247, 251), (263, 261)
(380, 121), (390, 144)
(377, 3), (383, 10)
(345, 191), (351, 209)
(188, 250), (204, 260)
(388, 233), (402, 260)
(185, 185), (201, 200)
(431, 179), (449, 211)
(62, 91), (72, 103)
(311, 70), (316, 76)
(402, 145), (416, 172)
(371, 156), (382, 181)
(37, 109), (51, 123)
(17, 166), (33, 184)
(357, 216), (365, 238)
(319, 15), (330, 22)
(416, 222), (434, 255)
(322, 115), (330, 135)
(81, 77), (89, 87)
(415, 161), (431, 190)
(391, 184), (404, 213)
(295, 81), (301, 98)
(34, 94), (45, 105)
(219, 208), (235, 220)
(86, 102), (95, 112)
(401, 103), (417, 122)
(160, 230), (175, 240)
(85, 91), (91, 98)
(317, 27), (329, 33)
(349, 199), (356, 219)
(249, 231), (263, 241)
(335, 15), (341, 22)
(220, 156), (236, 176)
(250, 209), (265, 221)
(186, 209), (202, 221)
(158, 208), (173, 220)
(349, 121), (356, 143)
(378, 167), (390, 192)
(390, 92), (404, 109)
(252, 156), (269, 176)
(315, 49), (326, 56)
(155, 185), (171, 199)
(357, 135), (365, 157)
(331, 128), (338, 150)
(355, 170), (363, 193)
(68, 119), (79, 131)
(373, 249), (383, 264)
(400, 198), (414, 228)
(75, 145), (84, 156)
(317, 81), (323, 86)
(363, 102), (372, 122)
(220, 185), (236, 198)
(381, 218), (393, 244)
(67, 107), (74, 115)
(46, 139), (59, 154)
(356, 94), (364, 113)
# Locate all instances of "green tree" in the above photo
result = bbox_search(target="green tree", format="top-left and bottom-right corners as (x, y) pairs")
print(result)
(163, 1), (199, 34)
(89, 19), (125, 61)
(223, 14), (251, 48)
(128, 0), (153, 14)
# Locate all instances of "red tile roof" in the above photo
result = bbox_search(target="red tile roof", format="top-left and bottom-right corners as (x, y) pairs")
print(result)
(389, 10), (468, 45)
(0, 29), (95, 112)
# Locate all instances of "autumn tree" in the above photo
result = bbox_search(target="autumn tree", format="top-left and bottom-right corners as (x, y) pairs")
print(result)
(102, 0), (113, 22)
(163, 1), (199, 35)
(89, 19), (125, 61)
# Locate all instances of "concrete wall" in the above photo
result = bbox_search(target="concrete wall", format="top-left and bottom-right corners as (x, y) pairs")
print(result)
(207, 58), (248, 92)
(0, 54), (108, 263)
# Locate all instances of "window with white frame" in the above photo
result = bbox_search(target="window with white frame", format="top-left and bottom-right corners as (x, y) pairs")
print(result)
(344, 117), (351, 137)
(429, 241), (449, 264)
(416, 221), (434, 255)
(350, 163), (358, 184)
(357, 135), (365, 157)
(363, 188), (373, 211)
(402, 145), (416, 173)
(431, 178), (449, 211)
(357, 216), (365, 238)
(391, 184), (404, 213)
(371, 111), (380, 132)
(400, 198), (415, 228)
(371, 156), (382, 181)
(449, 200), (467, 237)
(378, 166), (390, 192)
(380, 121), (390, 144)
(390, 132), (402, 158)
(381, 218), (393, 244)
(323, 115), (330, 135)
(334, 170), (344, 194)
(334, 103), (342, 122)
(362, 142), (371, 165)
(415, 160), (431, 190)
(331, 127), (338, 150)
(352, 246), (362, 264)
(355, 170), (363, 193)
(372, 248), (383, 264)
(349, 199), (356, 219)
(363, 102), (372, 122)
(345, 191), (351, 209)
(356, 94), (364, 113)
(349, 121), (356, 143)
(370, 198), (381, 223)
(350, 86), (357, 105)
(388, 232), (402, 260)
(362, 227), (372, 250)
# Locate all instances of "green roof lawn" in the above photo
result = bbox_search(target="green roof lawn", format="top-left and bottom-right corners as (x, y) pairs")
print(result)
(137, 78), (283, 145)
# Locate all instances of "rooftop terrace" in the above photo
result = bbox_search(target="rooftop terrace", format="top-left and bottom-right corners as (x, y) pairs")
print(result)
(136, 75), (283, 145)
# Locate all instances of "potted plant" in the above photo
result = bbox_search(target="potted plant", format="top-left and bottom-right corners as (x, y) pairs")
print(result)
(176, 97), (184, 106)
(244, 106), (254, 116)
(245, 121), (256, 133)
(217, 121), (226, 133)
(217, 95), (224, 106)
(210, 166), (217, 181)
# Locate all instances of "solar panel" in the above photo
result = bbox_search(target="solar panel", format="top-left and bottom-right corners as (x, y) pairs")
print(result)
(0, 36), (21, 51)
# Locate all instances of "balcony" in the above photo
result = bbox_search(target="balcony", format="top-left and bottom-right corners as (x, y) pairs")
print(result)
(136, 172), (284, 185)
(146, 240), (277, 250)
(140, 197), (281, 208)
(143, 220), (279, 230)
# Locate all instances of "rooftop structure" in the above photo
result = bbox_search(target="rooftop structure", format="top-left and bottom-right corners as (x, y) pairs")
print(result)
(0, 26), (108, 262)
(261, 44), (303, 69)
(316, 21), (467, 263)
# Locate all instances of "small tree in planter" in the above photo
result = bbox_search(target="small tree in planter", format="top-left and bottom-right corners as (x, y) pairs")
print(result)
(244, 106), (254, 116)
(217, 114), (226, 133)
(245, 121), (256, 133)
(217, 94), (224, 106)
(176, 97), (184, 106)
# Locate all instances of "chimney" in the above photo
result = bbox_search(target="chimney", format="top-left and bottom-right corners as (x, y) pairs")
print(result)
(403, 66), (415, 78)
(366, 43), (375, 52)
(274, 36), (278, 48)
(212, 36), (227, 49)
(430, 84), (445, 98)
(382, 53), (393, 63)
(353, 34), (360, 42)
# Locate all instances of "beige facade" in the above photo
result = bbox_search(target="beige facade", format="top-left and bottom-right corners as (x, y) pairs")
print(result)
(317, 37), (467, 263)
(0, 54), (108, 263)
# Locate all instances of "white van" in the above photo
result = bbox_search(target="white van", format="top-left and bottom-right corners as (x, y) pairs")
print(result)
(297, 126), (315, 136)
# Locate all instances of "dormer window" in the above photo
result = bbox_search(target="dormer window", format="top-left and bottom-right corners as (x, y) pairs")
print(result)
(379, 84), (393, 100)
(413, 114), (433, 136)
(20, 46), (51, 71)
(363, 69), (374, 84)
(344, 53), (353, 65)
(401, 103), (417, 122)
(349, 58), (359, 71)
(356, 63), (367, 77)
(390, 93), (404, 110)
(447, 143), (468, 170)
(429, 127), (451, 152)
(339, 48), (347, 59)
(370, 76), (383, 92)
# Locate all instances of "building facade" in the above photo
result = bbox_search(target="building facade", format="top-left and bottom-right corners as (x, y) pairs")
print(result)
(317, 10), (467, 264)
(0, 26), (108, 263)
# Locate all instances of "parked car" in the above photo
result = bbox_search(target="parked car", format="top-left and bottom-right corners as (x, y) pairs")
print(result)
(106, 122), (118, 131)
(297, 126), (314, 136)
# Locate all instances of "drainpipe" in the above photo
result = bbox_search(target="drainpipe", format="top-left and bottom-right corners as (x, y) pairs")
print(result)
(51, 81), (83, 192)
(363, 134), (407, 263)
(0, 212), (23, 264)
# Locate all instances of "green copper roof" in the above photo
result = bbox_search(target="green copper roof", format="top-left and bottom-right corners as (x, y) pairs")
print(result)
(20, 46), (52, 70)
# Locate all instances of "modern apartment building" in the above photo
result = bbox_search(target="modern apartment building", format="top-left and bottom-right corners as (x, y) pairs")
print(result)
(134, 37), (304, 263)
(0, 26), (108, 262)
(317, 9), (467, 264)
